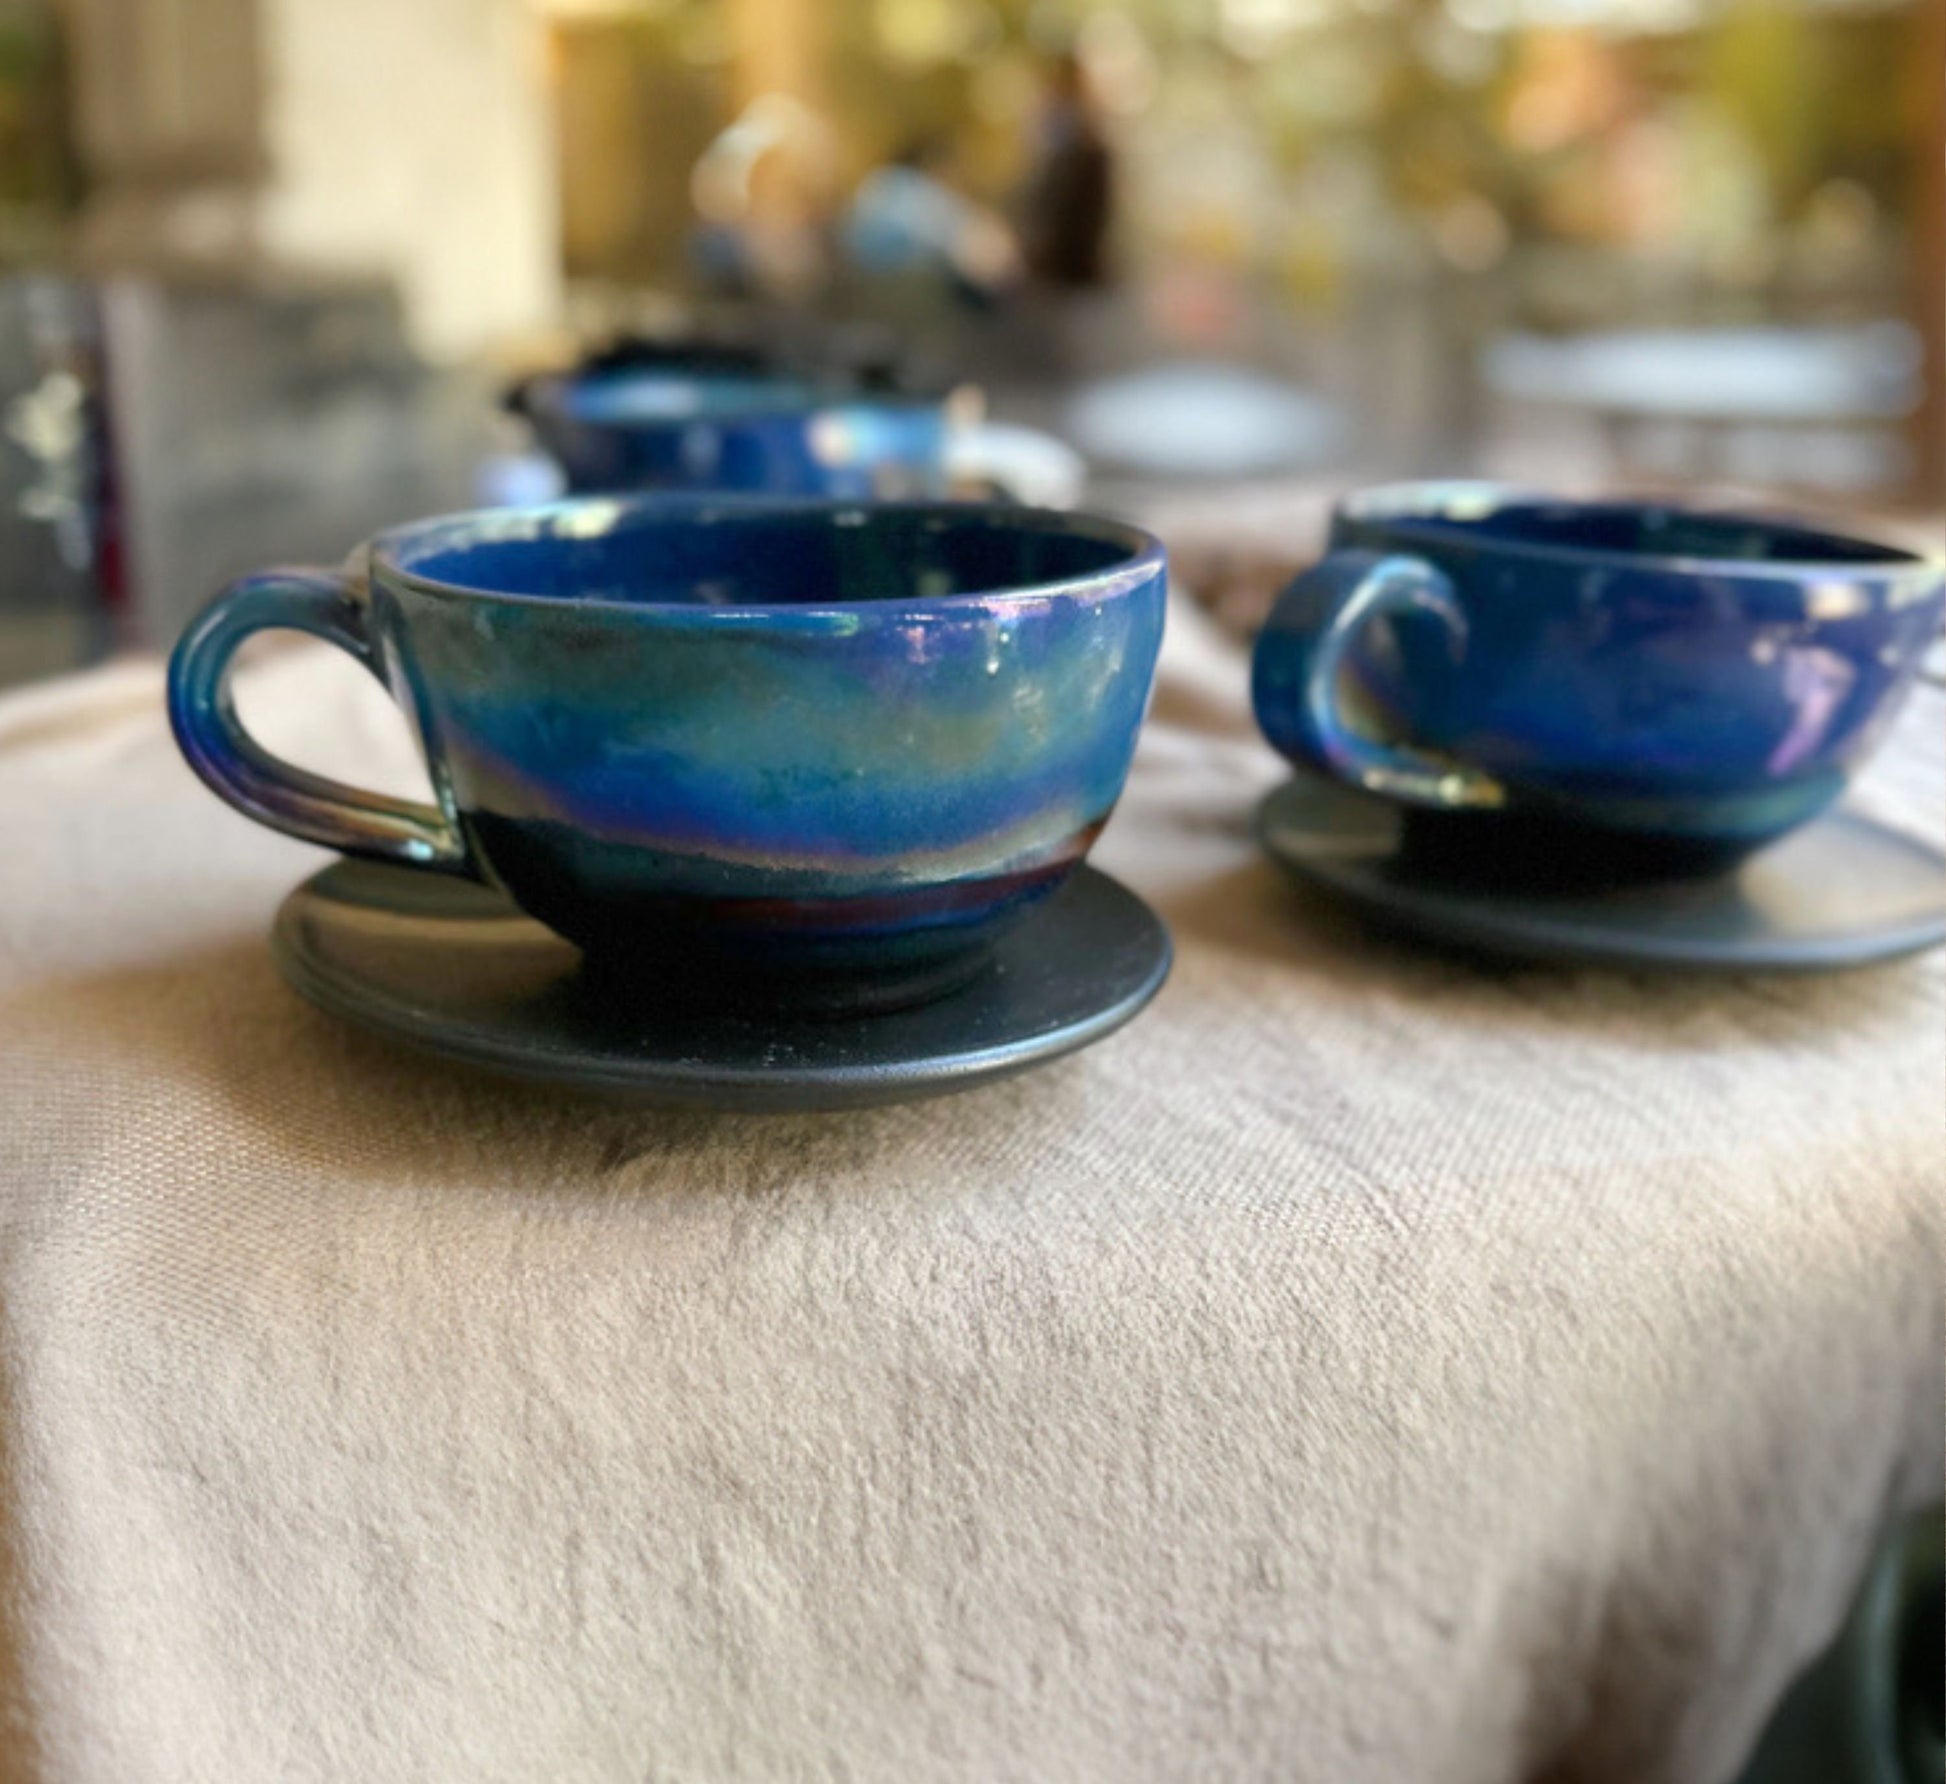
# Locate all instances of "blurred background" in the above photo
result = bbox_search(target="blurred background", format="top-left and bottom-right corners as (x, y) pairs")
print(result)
(0, 0), (1940, 682)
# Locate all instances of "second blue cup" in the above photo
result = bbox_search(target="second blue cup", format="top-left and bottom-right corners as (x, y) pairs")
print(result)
(1252, 483), (1943, 857)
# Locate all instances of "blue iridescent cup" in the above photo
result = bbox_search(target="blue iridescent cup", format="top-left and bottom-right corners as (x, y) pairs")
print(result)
(169, 497), (1167, 1007)
(1252, 483), (1944, 858)
(514, 354), (953, 499)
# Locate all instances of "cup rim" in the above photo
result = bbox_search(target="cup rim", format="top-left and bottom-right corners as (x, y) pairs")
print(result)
(1337, 481), (1939, 579)
(368, 495), (1168, 619)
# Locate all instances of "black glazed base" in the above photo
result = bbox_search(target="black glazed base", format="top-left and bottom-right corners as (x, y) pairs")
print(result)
(464, 812), (1072, 1018)
(1394, 804), (1767, 892)
(270, 858), (1172, 1110)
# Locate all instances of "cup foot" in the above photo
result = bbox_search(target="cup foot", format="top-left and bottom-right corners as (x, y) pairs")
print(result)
(1397, 805), (1767, 892)
(572, 941), (996, 1020)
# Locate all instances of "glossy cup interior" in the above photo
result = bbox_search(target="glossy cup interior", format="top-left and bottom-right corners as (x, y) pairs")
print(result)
(386, 499), (1132, 605)
(1339, 483), (1919, 567)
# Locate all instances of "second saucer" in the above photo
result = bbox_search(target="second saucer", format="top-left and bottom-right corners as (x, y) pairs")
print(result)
(1257, 774), (1946, 972)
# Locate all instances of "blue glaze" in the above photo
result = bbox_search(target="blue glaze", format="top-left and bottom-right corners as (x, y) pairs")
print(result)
(170, 497), (1167, 998)
(520, 363), (951, 499)
(1252, 482), (1944, 852)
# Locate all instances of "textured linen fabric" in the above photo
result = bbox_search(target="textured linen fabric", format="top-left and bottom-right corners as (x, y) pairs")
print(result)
(0, 598), (1938, 1784)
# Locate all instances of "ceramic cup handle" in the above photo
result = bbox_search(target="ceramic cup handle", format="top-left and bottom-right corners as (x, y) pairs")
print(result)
(1252, 549), (1506, 810)
(167, 566), (473, 873)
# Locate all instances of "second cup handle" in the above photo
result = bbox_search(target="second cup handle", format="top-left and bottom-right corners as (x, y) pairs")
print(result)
(167, 566), (475, 874)
(1252, 549), (1507, 811)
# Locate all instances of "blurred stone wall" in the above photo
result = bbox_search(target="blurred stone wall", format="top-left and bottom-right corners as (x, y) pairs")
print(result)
(59, 0), (562, 362)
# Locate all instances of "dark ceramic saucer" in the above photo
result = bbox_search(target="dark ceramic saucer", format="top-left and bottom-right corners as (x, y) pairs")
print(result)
(1256, 774), (1946, 971)
(271, 860), (1170, 1111)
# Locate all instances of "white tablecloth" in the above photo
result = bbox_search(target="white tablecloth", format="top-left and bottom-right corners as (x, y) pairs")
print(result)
(0, 598), (1938, 1783)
